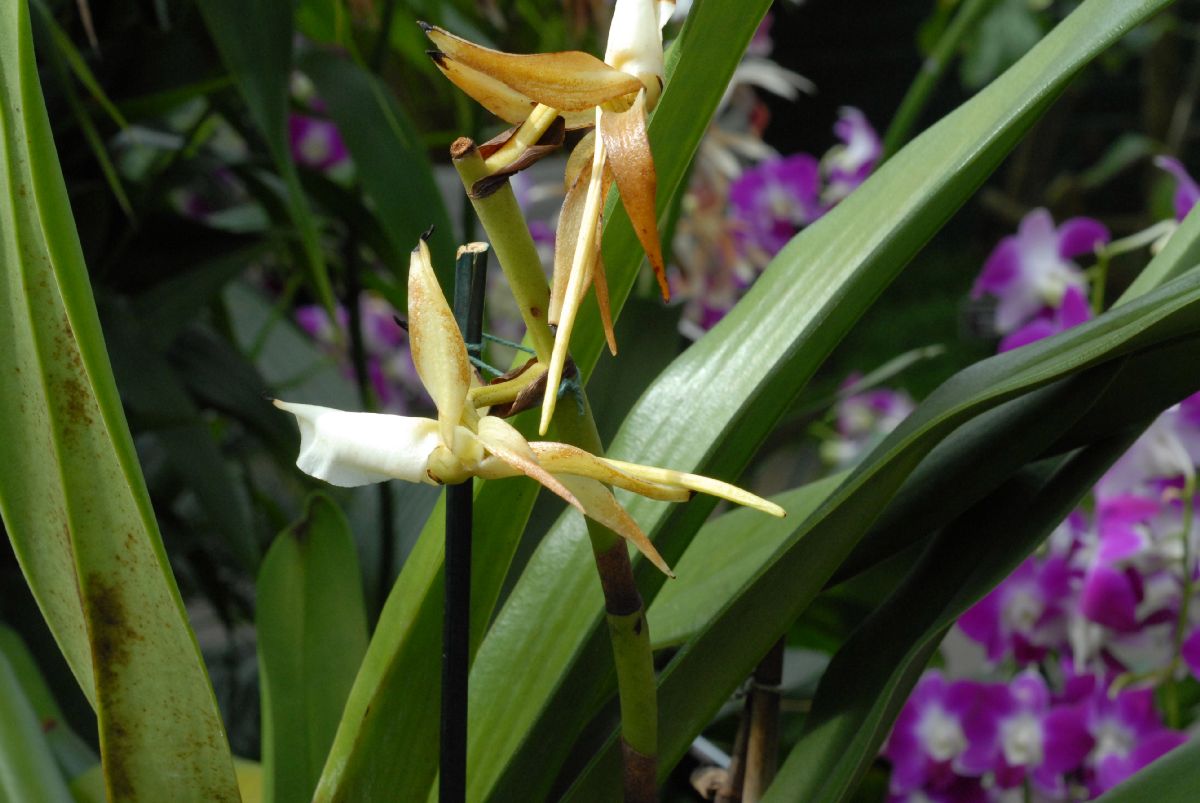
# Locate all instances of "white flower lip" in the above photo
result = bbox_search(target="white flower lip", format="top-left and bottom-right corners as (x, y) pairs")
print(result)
(273, 401), (442, 487)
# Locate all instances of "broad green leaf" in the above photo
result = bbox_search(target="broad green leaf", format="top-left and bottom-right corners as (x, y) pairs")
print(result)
(0, 652), (73, 803)
(196, 0), (335, 312)
(258, 494), (368, 803)
(301, 51), (456, 292)
(647, 475), (845, 650)
(766, 434), (1138, 802)
(475, 2), (1174, 798)
(313, 2), (774, 800)
(0, 4), (238, 800)
(563, 268), (1200, 799)
(1095, 737), (1200, 802)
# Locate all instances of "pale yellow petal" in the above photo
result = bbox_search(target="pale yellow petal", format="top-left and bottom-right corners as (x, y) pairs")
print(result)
(599, 458), (787, 518)
(600, 90), (668, 301)
(408, 238), (471, 447)
(605, 0), (665, 90)
(475, 416), (584, 514)
(529, 442), (689, 502)
(423, 24), (642, 111)
(556, 474), (673, 577)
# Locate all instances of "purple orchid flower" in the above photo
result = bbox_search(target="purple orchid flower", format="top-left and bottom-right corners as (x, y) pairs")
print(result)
(1182, 627), (1200, 680)
(1097, 406), (1197, 500)
(958, 671), (1092, 797)
(288, 113), (349, 172)
(729, 152), (824, 258)
(821, 379), (915, 467)
(883, 672), (981, 795)
(998, 284), (1092, 352)
(1154, 156), (1200, 222)
(1084, 683), (1187, 796)
(957, 556), (1072, 665)
(822, 107), (882, 203)
(971, 208), (1109, 335)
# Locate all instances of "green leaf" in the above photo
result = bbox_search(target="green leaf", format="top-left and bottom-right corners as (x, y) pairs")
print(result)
(311, 1), (776, 800)
(0, 4), (238, 799)
(766, 433), (1138, 802)
(0, 652), (73, 803)
(1096, 737), (1200, 802)
(647, 475), (845, 650)
(196, 0), (335, 312)
(473, 2), (1174, 798)
(258, 494), (368, 803)
(301, 50), (456, 292)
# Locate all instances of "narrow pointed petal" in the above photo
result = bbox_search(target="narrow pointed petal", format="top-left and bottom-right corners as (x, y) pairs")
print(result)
(475, 416), (584, 514)
(541, 113), (607, 435)
(550, 160), (592, 325)
(601, 91), (668, 300)
(592, 241), (618, 356)
(273, 401), (441, 487)
(529, 442), (689, 501)
(423, 25), (642, 111)
(564, 130), (597, 190)
(600, 458), (786, 517)
(428, 52), (534, 125)
(408, 239), (471, 446)
(556, 475), (674, 577)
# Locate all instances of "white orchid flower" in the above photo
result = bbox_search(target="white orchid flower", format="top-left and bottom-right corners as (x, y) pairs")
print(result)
(421, 1), (675, 434)
(275, 239), (783, 576)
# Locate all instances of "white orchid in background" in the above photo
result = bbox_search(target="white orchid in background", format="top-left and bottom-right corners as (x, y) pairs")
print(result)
(422, 0), (675, 434)
(274, 239), (783, 576)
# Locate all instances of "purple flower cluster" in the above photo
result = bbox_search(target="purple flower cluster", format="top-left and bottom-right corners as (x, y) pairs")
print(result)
(884, 670), (1185, 801)
(884, 193), (1200, 801)
(729, 107), (881, 268)
(294, 294), (425, 414)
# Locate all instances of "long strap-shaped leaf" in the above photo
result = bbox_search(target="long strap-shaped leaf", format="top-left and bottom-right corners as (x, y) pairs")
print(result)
(0, 3), (238, 800)
(473, 1), (1174, 798)
(1095, 735), (1200, 801)
(311, 3), (774, 801)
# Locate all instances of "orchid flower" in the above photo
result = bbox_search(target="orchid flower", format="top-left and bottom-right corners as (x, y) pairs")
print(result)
(274, 239), (784, 576)
(421, 1), (675, 434)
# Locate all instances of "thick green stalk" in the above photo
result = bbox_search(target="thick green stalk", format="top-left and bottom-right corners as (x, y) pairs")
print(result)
(451, 140), (660, 800)
(881, 0), (1000, 159)
(450, 140), (556, 363)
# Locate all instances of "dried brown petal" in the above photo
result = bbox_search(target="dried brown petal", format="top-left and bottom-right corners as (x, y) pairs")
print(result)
(423, 24), (642, 111)
(601, 90), (668, 300)
(471, 116), (567, 199)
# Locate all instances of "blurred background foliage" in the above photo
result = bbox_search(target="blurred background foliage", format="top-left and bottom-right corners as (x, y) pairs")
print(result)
(1, 0), (1198, 798)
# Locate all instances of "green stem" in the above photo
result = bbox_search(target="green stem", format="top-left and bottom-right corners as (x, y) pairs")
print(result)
(450, 139), (556, 363)
(881, 0), (1000, 160)
(452, 140), (660, 799)
(1166, 474), (1196, 729)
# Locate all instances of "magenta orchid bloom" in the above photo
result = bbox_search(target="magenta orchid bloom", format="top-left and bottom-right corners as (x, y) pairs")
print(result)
(971, 208), (1109, 335)
(1154, 155), (1200, 222)
(288, 113), (349, 172)
(957, 556), (1072, 664)
(998, 284), (1092, 352)
(823, 107), (882, 203)
(729, 153), (824, 257)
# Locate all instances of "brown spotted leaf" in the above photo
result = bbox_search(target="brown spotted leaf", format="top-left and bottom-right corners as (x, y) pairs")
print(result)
(0, 4), (239, 801)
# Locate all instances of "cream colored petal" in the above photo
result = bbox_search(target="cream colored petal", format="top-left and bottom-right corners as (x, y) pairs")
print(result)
(475, 416), (584, 514)
(599, 458), (787, 518)
(530, 442), (689, 502)
(601, 90), (668, 301)
(556, 474), (673, 577)
(408, 239), (471, 447)
(550, 156), (593, 325)
(273, 400), (441, 487)
(423, 24), (642, 111)
(605, 0), (665, 87)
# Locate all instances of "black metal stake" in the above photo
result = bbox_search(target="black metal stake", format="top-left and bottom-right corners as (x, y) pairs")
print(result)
(441, 243), (489, 803)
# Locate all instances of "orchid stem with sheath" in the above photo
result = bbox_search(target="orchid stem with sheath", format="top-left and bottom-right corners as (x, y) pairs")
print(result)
(441, 244), (489, 803)
(452, 140), (662, 800)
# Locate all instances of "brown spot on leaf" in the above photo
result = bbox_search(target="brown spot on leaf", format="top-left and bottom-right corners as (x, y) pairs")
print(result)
(86, 573), (137, 800)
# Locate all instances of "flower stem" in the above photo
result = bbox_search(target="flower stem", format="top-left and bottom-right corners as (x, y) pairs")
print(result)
(881, 0), (1000, 160)
(743, 639), (784, 802)
(1166, 473), (1196, 729)
(450, 139), (556, 363)
(440, 245), (489, 803)
(451, 141), (661, 800)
